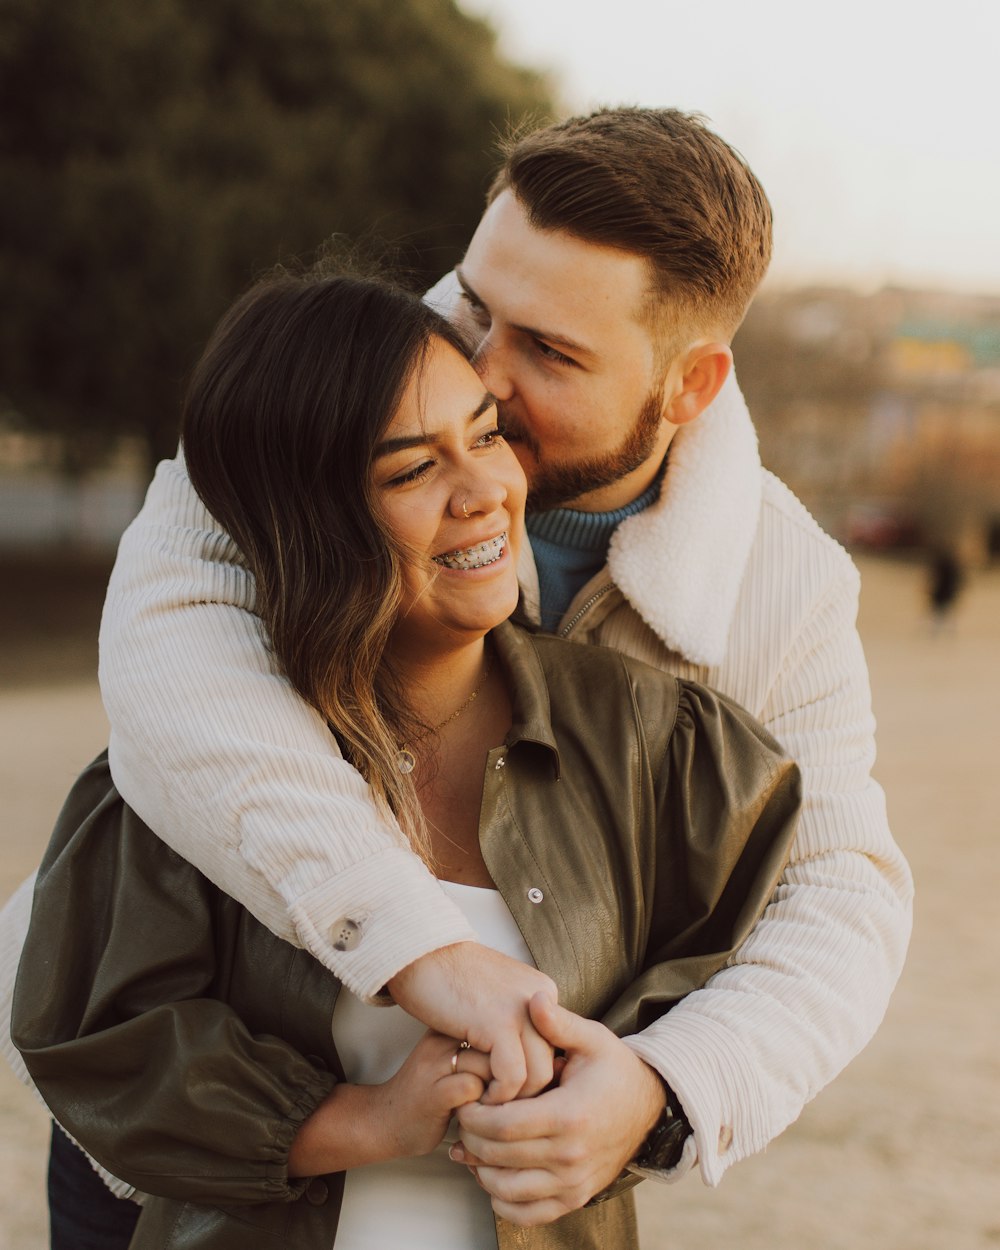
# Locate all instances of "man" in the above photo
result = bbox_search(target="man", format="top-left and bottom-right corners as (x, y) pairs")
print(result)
(91, 107), (909, 1223)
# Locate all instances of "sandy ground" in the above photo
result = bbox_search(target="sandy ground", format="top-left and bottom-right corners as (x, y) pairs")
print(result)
(1, 555), (998, 1249)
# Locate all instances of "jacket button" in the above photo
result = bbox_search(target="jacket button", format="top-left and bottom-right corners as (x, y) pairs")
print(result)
(330, 918), (362, 951)
(305, 1178), (329, 1205)
(718, 1125), (734, 1153)
(527, 887), (544, 904)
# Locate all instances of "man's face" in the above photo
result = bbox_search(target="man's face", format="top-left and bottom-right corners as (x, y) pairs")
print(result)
(454, 190), (677, 513)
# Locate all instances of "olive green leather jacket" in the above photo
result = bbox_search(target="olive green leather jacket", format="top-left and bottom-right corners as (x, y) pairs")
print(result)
(13, 624), (799, 1249)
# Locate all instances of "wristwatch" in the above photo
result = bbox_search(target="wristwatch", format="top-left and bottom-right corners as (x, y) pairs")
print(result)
(630, 1083), (692, 1172)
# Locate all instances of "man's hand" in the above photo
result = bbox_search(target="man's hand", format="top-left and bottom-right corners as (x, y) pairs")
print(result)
(387, 943), (557, 1103)
(450, 993), (667, 1226)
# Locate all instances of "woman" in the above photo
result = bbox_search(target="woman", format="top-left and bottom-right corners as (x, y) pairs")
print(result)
(13, 269), (800, 1249)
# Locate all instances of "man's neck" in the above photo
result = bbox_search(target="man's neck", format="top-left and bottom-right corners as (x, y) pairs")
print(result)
(526, 461), (667, 632)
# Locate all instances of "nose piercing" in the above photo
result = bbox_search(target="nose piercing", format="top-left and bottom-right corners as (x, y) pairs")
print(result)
(462, 498), (470, 519)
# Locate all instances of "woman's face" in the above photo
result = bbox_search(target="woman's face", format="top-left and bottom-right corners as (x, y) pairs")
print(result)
(373, 336), (527, 654)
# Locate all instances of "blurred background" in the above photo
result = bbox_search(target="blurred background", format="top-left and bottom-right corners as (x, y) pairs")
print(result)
(1, 1), (998, 1247)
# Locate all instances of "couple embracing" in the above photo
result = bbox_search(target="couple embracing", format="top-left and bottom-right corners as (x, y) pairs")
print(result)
(10, 107), (911, 1250)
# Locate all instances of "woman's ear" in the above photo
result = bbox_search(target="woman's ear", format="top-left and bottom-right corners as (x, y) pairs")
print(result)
(663, 342), (733, 427)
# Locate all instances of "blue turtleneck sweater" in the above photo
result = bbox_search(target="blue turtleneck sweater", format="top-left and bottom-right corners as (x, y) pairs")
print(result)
(526, 463), (665, 633)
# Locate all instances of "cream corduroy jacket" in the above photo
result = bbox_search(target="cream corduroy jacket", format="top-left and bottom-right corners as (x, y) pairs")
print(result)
(78, 360), (914, 1186)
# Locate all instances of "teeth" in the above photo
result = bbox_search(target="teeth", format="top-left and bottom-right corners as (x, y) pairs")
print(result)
(433, 533), (507, 571)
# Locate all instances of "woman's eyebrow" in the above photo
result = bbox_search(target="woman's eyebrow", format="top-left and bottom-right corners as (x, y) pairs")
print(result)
(374, 392), (497, 459)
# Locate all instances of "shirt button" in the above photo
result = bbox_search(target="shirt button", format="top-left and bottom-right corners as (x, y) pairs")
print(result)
(718, 1125), (734, 1153)
(305, 1178), (329, 1205)
(527, 887), (544, 904)
(330, 918), (362, 951)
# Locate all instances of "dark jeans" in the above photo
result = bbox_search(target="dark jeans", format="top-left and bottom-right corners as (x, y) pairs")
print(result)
(48, 1123), (140, 1250)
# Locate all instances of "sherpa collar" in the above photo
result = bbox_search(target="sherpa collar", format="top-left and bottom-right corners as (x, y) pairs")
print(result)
(607, 370), (762, 667)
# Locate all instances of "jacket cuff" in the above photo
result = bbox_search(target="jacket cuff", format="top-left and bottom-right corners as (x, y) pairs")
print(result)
(622, 1009), (769, 1188)
(263, 1068), (339, 1200)
(285, 846), (478, 1001)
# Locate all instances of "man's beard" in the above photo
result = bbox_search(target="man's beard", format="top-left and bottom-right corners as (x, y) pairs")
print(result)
(509, 389), (665, 513)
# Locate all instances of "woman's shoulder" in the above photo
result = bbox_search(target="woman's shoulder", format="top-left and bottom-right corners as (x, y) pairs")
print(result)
(41, 751), (223, 908)
(499, 619), (677, 687)
(497, 622), (780, 763)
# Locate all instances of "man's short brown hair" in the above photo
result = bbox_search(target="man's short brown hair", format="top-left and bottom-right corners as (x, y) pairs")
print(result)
(489, 107), (772, 343)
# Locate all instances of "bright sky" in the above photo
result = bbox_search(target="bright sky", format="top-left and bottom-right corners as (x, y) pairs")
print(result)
(461, 0), (1000, 296)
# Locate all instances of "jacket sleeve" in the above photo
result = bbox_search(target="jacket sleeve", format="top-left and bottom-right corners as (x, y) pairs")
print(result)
(622, 564), (913, 1186)
(99, 454), (476, 1001)
(1, 876), (137, 1200)
(11, 758), (335, 1205)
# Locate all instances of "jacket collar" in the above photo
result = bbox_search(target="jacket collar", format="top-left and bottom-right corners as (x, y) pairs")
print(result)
(491, 622), (561, 777)
(605, 370), (762, 667)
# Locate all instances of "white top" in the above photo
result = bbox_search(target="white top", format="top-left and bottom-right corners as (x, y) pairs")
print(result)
(331, 880), (533, 1250)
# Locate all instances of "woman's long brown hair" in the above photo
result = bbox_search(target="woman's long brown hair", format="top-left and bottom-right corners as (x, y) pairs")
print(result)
(181, 268), (471, 862)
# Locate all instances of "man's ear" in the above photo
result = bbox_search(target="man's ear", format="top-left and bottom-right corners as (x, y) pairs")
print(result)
(662, 342), (733, 427)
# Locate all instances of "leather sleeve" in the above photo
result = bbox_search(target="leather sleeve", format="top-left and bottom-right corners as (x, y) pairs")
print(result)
(11, 755), (335, 1205)
(602, 677), (801, 1035)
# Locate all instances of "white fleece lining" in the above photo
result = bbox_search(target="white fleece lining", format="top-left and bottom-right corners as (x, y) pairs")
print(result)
(608, 371), (762, 668)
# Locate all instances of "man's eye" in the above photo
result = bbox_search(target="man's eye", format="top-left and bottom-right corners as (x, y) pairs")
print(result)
(535, 340), (573, 366)
(460, 293), (489, 322)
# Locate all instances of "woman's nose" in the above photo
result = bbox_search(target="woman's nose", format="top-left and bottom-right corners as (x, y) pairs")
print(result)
(450, 465), (507, 520)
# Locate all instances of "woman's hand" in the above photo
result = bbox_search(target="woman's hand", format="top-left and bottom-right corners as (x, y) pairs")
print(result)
(387, 942), (558, 1103)
(370, 1031), (493, 1161)
(289, 1031), (492, 1177)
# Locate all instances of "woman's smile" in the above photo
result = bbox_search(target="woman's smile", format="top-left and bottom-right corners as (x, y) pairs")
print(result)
(432, 532), (508, 571)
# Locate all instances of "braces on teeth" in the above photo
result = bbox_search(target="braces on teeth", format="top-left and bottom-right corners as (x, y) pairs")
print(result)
(433, 534), (506, 570)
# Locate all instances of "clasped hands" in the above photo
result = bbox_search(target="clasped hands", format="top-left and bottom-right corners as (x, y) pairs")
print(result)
(388, 943), (668, 1228)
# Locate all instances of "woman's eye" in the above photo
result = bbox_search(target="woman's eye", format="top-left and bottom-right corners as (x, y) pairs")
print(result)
(388, 460), (434, 486)
(475, 425), (506, 448)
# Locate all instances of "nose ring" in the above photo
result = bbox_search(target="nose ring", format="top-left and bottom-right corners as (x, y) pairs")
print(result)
(462, 498), (470, 519)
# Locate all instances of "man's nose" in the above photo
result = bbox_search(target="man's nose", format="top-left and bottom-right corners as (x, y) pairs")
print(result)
(472, 334), (515, 402)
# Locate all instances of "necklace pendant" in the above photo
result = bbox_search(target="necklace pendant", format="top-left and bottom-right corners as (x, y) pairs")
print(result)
(396, 747), (416, 775)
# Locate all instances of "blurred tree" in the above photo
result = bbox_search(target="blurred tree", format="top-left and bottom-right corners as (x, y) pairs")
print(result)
(0, 0), (552, 470)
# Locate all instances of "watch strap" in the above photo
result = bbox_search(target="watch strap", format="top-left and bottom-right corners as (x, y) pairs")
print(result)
(631, 1083), (692, 1172)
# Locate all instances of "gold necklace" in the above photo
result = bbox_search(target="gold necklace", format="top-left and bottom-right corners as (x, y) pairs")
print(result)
(396, 649), (494, 775)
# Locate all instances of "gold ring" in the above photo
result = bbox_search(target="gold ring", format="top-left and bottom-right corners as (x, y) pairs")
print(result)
(451, 1040), (471, 1074)
(462, 498), (470, 518)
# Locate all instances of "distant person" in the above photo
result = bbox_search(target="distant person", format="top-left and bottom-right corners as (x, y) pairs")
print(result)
(1, 106), (912, 1239)
(14, 269), (800, 1247)
(927, 547), (964, 633)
